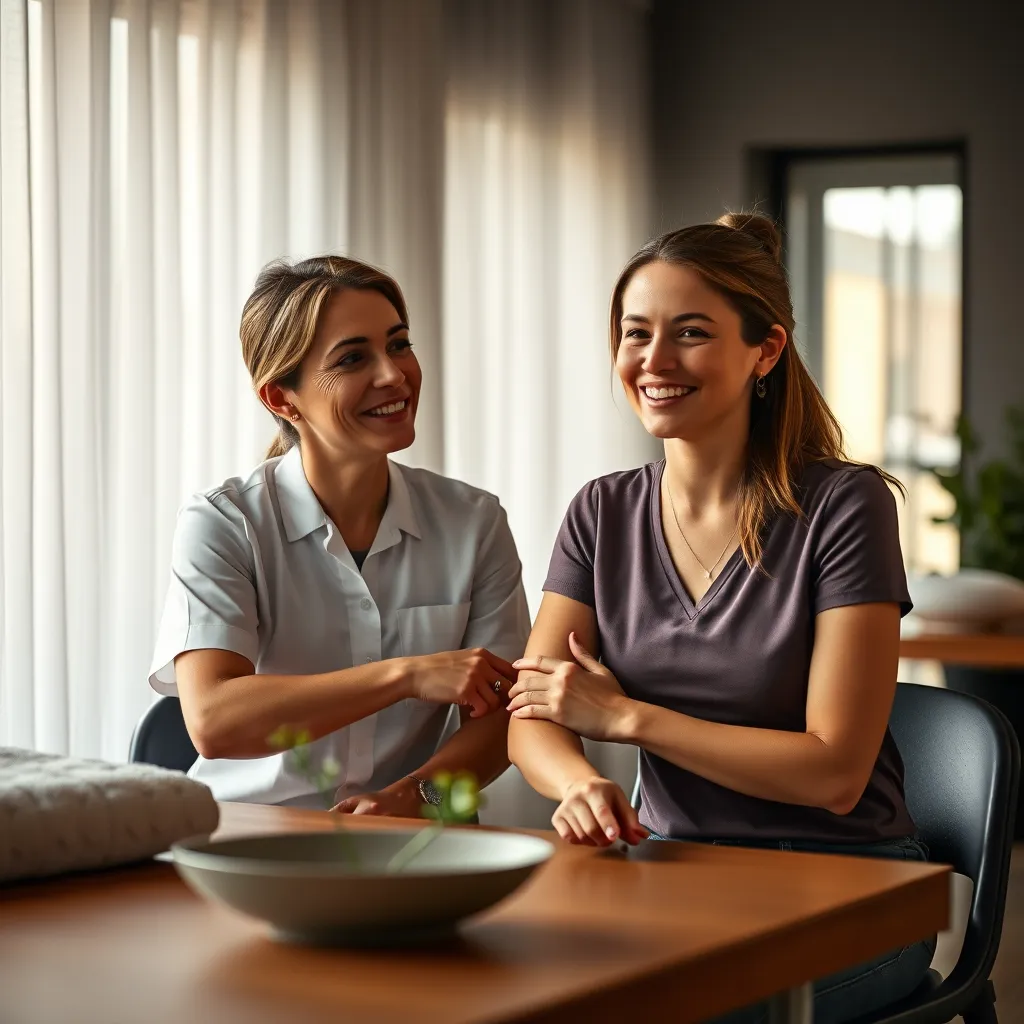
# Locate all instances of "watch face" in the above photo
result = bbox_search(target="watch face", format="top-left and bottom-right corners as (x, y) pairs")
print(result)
(419, 780), (443, 806)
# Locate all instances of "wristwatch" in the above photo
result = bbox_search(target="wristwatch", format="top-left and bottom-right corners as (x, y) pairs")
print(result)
(407, 774), (442, 806)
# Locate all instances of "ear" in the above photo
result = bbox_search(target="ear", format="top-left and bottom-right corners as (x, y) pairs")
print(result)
(754, 324), (788, 377)
(259, 380), (299, 422)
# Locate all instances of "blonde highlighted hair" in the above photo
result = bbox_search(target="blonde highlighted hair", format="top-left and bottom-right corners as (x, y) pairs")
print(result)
(610, 212), (902, 567)
(240, 255), (409, 459)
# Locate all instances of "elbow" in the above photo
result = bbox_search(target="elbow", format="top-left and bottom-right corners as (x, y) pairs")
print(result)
(506, 718), (537, 776)
(184, 707), (234, 761)
(189, 726), (225, 762)
(820, 775), (869, 817)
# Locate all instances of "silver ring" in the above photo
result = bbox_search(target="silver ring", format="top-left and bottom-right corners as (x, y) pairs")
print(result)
(494, 680), (503, 693)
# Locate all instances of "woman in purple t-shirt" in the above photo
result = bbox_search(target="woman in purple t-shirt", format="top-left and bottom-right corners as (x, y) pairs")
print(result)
(506, 214), (934, 1023)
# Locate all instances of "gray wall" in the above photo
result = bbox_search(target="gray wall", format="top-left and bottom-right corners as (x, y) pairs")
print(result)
(650, 0), (1023, 454)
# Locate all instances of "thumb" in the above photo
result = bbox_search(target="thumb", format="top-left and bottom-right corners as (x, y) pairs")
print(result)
(568, 631), (602, 672)
(332, 796), (357, 813)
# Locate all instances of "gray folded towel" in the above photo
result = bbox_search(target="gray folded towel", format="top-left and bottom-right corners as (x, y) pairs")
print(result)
(0, 747), (220, 882)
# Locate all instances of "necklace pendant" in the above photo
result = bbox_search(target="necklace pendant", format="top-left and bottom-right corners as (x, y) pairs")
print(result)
(703, 570), (712, 580)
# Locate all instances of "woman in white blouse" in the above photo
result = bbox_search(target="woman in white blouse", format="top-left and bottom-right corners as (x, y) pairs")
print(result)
(149, 256), (531, 812)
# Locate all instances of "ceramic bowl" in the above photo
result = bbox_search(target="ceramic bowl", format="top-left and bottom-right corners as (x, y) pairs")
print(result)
(171, 828), (554, 945)
(906, 569), (1024, 632)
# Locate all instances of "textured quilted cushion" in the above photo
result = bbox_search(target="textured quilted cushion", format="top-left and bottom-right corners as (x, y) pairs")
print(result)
(0, 748), (219, 882)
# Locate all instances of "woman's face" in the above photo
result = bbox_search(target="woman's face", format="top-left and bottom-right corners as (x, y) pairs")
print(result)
(615, 261), (781, 442)
(284, 287), (421, 461)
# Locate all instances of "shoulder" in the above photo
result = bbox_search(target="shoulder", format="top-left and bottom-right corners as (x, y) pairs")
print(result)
(395, 463), (507, 533)
(173, 462), (275, 548)
(797, 459), (900, 522)
(567, 462), (660, 520)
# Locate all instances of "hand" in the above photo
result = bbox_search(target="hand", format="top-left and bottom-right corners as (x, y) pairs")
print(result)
(332, 776), (423, 818)
(552, 776), (648, 847)
(507, 632), (630, 741)
(403, 648), (516, 718)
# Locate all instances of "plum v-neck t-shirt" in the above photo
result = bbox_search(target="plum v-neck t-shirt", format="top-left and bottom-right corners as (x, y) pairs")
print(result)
(543, 459), (916, 843)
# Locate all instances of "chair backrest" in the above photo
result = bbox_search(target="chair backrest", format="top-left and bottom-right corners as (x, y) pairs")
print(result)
(888, 682), (1020, 999)
(128, 696), (199, 774)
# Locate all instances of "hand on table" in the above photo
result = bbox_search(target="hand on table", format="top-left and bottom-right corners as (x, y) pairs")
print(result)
(553, 776), (648, 847)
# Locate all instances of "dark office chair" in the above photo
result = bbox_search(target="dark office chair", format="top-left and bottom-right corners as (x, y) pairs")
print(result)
(629, 683), (1020, 1024)
(854, 683), (1020, 1024)
(128, 695), (199, 773)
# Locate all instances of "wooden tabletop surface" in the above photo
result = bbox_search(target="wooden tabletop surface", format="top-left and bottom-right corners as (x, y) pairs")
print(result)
(900, 632), (1024, 668)
(0, 803), (949, 1024)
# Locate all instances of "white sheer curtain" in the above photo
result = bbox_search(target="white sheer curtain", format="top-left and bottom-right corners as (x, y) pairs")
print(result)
(1, 0), (651, 828)
(443, 0), (657, 826)
(0, 0), (445, 761)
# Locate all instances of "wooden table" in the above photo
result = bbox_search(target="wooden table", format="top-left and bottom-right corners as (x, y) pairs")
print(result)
(900, 632), (1024, 668)
(0, 803), (949, 1024)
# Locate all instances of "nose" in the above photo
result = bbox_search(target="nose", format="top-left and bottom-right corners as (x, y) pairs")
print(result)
(640, 329), (677, 375)
(374, 353), (406, 389)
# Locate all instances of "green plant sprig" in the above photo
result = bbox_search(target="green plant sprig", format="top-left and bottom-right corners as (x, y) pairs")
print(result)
(267, 726), (482, 874)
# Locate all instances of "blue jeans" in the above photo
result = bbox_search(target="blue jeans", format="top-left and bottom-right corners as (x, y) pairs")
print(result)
(648, 834), (937, 1024)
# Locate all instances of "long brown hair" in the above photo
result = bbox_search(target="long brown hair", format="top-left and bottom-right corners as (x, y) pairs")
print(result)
(240, 255), (410, 459)
(610, 212), (901, 566)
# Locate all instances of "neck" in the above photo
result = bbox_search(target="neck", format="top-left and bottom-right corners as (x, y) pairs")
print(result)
(663, 408), (749, 515)
(299, 444), (390, 551)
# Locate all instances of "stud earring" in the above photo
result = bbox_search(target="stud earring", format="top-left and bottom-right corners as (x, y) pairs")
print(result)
(755, 375), (768, 399)
(289, 412), (300, 422)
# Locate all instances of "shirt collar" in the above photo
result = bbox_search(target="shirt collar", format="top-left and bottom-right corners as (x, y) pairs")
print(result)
(274, 446), (422, 544)
(275, 446), (327, 542)
(375, 459), (423, 547)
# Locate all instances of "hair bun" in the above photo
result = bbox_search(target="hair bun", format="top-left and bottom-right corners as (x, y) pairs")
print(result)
(716, 212), (783, 263)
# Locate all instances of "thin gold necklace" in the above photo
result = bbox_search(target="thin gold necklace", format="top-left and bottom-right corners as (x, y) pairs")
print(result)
(665, 478), (736, 581)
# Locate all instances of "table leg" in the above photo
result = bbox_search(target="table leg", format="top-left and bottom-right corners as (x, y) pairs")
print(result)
(768, 982), (813, 1024)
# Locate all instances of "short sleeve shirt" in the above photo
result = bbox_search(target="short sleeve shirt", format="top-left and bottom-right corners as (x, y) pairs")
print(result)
(149, 447), (531, 807)
(544, 459), (916, 843)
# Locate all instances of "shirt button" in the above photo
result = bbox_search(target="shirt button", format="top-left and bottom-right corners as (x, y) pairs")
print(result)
(360, 598), (372, 611)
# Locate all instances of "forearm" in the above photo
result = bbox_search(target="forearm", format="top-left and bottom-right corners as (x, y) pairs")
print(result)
(409, 710), (511, 790)
(186, 659), (410, 759)
(507, 719), (598, 801)
(619, 702), (863, 814)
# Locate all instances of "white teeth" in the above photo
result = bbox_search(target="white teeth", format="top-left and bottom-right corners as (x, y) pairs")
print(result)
(367, 400), (407, 417)
(643, 385), (690, 400)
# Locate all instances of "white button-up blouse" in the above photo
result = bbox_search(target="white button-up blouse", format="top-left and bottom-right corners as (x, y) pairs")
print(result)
(148, 447), (531, 807)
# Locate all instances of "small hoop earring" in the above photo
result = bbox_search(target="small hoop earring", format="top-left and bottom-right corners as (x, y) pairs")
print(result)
(755, 375), (768, 399)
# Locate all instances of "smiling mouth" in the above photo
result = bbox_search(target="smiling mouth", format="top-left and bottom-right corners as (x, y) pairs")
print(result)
(641, 385), (697, 402)
(364, 399), (409, 418)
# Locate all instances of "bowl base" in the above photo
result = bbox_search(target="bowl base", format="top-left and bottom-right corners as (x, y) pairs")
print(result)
(271, 920), (461, 949)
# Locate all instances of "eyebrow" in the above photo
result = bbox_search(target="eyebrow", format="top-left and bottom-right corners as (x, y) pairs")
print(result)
(324, 322), (409, 361)
(620, 312), (716, 325)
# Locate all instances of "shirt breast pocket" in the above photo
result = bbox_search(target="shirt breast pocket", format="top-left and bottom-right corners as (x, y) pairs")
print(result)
(396, 602), (472, 658)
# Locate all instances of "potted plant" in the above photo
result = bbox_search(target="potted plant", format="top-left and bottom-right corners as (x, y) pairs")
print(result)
(930, 405), (1024, 833)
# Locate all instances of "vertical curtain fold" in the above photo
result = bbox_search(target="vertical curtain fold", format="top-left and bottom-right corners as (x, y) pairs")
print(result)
(443, 0), (655, 826)
(0, 0), (649, 829)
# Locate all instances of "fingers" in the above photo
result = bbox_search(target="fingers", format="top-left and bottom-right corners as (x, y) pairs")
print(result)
(480, 649), (518, 681)
(611, 787), (650, 845)
(463, 689), (491, 718)
(588, 795), (625, 843)
(567, 632), (602, 672)
(506, 688), (548, 713)
(553, 806), (596, 845)
(507, 671), (551, 701)
(332, 796), (378, 814)
(509, 702), (551, 721)
(511, 654), (561, 675)
(570, 798), (613, 846)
